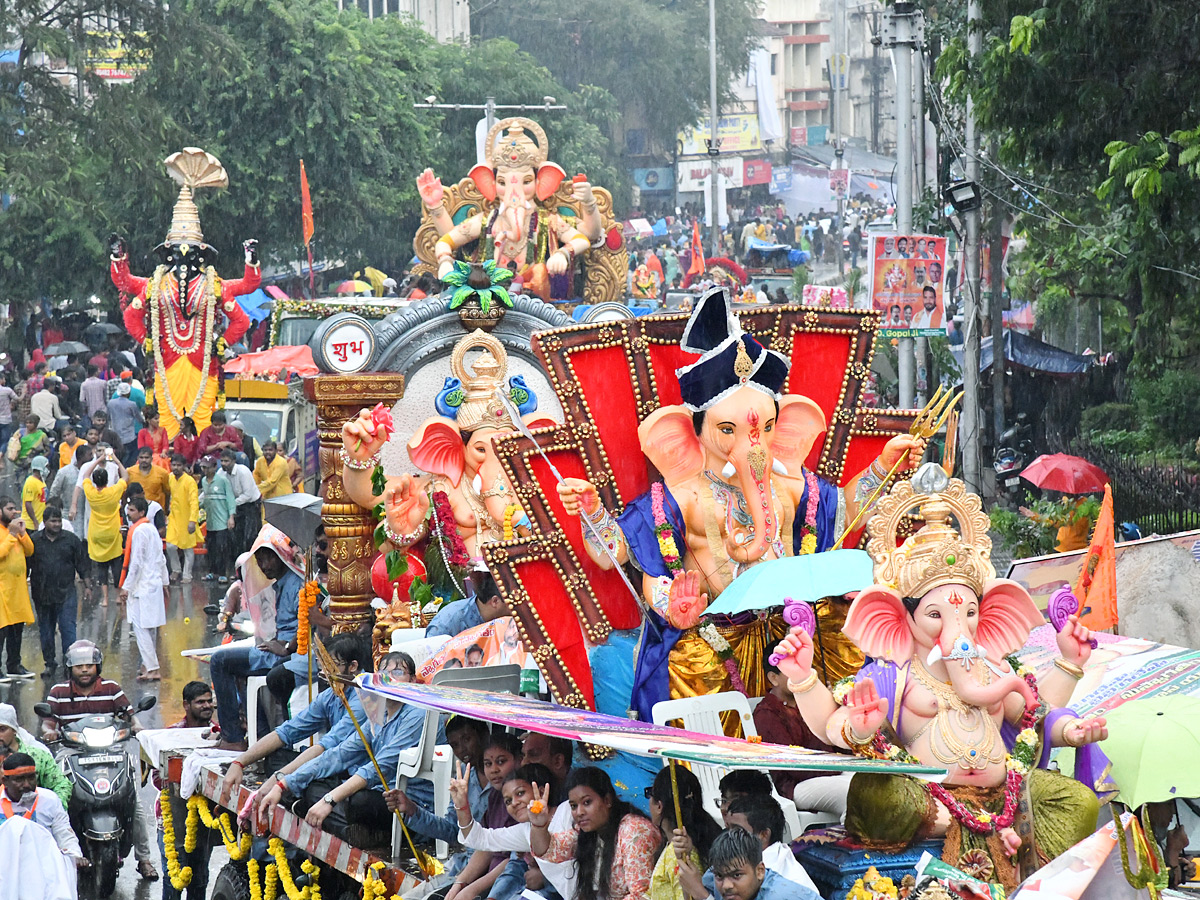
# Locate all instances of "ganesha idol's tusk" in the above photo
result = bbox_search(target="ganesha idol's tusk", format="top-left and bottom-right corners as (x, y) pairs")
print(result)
(492, 389), (647, 612)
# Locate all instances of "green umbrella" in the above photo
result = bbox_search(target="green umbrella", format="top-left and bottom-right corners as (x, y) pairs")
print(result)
(704, 549), (875, 616)
(1098, 697), (1200, 808)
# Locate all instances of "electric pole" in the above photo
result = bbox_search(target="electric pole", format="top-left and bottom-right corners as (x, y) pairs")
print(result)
(708, 0), (721, 259)
(884, 2), (921, 408)
(961, 0), (983, 495)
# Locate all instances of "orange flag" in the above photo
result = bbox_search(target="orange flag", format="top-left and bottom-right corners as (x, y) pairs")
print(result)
(1074, 484), (1117, 631)
(687, 219), (705, 275)
(299, 159), (315, 246)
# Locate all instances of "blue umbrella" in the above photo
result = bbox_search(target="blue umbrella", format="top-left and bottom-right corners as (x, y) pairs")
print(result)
(704, 549), (875, 616)
(237, 287), (274, 322)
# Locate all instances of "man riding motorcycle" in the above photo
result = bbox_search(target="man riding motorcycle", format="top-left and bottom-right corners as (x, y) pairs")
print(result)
(41, 640), (160, 881)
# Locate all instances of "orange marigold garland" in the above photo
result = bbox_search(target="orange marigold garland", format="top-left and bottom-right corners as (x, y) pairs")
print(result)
(296, 581), (321, 655)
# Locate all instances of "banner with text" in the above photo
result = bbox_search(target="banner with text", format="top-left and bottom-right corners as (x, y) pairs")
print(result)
(676, 156), (744, 193)
(867, 233), (948, 337)
(678, 114), (762, 156)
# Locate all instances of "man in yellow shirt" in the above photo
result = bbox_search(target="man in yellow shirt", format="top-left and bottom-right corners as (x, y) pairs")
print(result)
(253, 441), (293, 500)
(21, 456), (48, 531)
(166, 453), (199, 584)
(127, 446), (170, 508)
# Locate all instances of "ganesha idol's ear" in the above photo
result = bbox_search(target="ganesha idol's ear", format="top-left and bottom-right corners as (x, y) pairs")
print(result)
(407, 418), (466, 488)
(469, 164), (497, 202)
(773, 394), (827, 473)
(638, 405), (704, 487)
(977, 579), (1045, 658)
(843, 586), (914, 663)
(535, 162), (567, 202)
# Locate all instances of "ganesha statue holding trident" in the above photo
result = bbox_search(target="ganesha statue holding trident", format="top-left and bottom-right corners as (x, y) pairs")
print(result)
(415, 117), (618, 303)
(773, 463), (1107, 888)
(556, 287), (926, 719)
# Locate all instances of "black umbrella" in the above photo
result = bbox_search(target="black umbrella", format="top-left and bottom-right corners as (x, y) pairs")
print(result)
(84, 322), (123, 336)
(46, 341), (91, 356)
(264, 493), (323, 546)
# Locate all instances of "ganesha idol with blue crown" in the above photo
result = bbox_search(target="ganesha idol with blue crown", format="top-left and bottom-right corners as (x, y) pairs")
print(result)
(555, 288), (927, 717)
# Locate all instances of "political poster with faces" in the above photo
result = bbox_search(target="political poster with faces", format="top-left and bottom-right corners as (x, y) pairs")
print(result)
(867, 233), (948, 337)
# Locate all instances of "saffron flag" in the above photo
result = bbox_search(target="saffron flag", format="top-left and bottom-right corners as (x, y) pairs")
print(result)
(299, 159), (315, 246)
(1074, 484), (1117, 631)
(687, 219), (705, 275)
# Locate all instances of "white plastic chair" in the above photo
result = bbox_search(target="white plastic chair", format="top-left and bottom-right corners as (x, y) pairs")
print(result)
(390, 664), (523, 859)
(651, 691), (837, 840)
(245, 675), (270, 746)
(394, 707), (454, 859)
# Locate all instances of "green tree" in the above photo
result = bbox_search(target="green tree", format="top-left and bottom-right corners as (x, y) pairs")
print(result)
(0, 0), (168, 304)
(117, 0), (437, 276)
(934, 0), (1200, 382)
(473, 0), (762, 153)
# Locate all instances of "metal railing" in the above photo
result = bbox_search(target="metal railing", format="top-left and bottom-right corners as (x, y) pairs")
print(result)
(1070, 439), (1200, 535)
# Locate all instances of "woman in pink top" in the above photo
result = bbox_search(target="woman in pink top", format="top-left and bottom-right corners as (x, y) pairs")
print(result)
(532, 767), (661, 900)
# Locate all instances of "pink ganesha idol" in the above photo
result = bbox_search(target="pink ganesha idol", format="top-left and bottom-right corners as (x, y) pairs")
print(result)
(773, 463), (1111, 890)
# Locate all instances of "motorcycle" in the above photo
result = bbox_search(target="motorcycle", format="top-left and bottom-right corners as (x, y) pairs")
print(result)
(994, 413), (1035, 502)
(34, 694), (156, 899)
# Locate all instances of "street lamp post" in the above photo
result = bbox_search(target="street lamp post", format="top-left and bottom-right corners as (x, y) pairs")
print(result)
(708, 0), (721, 259)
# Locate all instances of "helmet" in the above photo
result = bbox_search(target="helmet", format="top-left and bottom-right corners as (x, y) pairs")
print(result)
(64, 640), (103, 673)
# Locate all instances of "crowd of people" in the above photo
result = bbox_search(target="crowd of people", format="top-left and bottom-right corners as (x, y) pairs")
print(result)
(0, 329), (304, 687)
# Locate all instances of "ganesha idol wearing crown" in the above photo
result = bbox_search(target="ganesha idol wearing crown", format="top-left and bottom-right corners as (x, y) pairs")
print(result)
(416, 118), (603, 302)
(340, 331), (551, 566)
(772, 464), (1110, 888)
(555, 288), (926, 716)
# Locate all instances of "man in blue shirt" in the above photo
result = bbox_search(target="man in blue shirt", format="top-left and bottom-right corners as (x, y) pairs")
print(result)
(222, 633), (371, 795)
(425, 573), (508, 639)
(683, 827), (820, 900)
(213, 543), (303, 750)
(386, 715), (490, 843)
(258, 653), (437, 844)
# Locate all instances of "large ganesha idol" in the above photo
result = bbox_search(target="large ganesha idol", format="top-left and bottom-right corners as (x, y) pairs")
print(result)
(340, 331), (554, 575)
(556, 288), (925, 719)
(110, 148), (258, 437)
(773, 463), (1109, 889)
(413, 117), (625, 304)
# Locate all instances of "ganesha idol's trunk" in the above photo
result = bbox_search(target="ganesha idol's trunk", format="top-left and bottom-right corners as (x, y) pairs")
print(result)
(933, 636), (1036, 710)
(725, 446), (776, 565)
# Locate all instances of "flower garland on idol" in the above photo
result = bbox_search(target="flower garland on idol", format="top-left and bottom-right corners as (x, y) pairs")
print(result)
(838, 657), (1044, 836)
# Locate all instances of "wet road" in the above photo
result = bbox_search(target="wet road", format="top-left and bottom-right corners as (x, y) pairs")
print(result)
(1, 471), (235, 898)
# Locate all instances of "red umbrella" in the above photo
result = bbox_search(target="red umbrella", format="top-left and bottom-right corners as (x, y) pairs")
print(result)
(1020, 453), (1109, 494)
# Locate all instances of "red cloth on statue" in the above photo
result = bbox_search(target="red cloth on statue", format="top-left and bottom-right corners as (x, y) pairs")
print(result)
(111, 257), (256, 373)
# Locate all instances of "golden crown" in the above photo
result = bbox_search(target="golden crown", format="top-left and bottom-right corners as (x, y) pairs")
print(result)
(866, 463), (994, 598)
(450, 330), (516, 434)
(485, 118), (550, 171)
